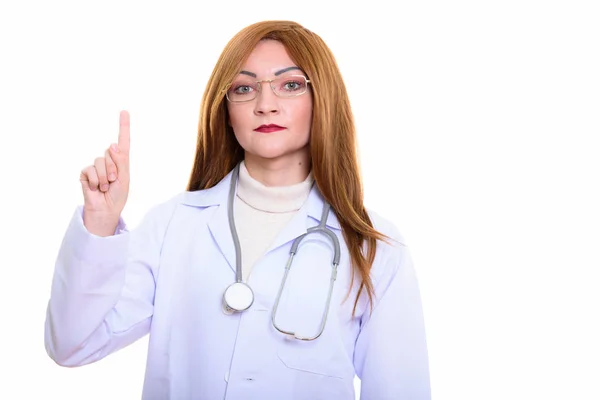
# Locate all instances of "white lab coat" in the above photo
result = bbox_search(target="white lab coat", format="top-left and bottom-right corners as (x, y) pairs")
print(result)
(45, 169), (431, 399)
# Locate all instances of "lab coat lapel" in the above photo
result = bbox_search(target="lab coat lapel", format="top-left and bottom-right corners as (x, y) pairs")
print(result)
(265, 185), (341, 254)
(182, 168), (238, 275)
(207, 202), (236, 274)
(266, 203), (309, 255)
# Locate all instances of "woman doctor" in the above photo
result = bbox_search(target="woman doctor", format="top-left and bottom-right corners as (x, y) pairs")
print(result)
(45, 20), (431, 400)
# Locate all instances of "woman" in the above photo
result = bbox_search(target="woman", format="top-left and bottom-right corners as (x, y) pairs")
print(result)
(45, 20), (430, 399)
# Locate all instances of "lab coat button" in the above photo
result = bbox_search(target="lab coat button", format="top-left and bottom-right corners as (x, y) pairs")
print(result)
(224, 371), (229, 382)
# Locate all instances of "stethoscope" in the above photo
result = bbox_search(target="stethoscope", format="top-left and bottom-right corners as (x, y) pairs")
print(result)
(222, 163), (341, 341)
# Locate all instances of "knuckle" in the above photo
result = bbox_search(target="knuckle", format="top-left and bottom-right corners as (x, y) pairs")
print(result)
(82, 166), (95, 178)
(88, 167), (98, 179)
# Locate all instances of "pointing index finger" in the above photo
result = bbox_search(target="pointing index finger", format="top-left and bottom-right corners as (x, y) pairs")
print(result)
(118, 110), (130, 153)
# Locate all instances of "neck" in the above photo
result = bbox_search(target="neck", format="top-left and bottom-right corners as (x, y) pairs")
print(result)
(244, 151), (311, 186)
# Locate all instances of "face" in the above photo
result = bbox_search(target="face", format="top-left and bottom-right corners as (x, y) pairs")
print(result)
(226, 40), (313, 164)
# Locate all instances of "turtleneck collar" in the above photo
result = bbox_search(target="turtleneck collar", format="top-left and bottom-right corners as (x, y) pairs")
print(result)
(236, 161), (314, 213)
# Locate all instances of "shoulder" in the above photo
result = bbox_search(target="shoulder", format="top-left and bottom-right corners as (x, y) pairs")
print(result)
(129, 189), (217, 240)
(149, 192), (189, 214)
(129, 192), (188, 232)
(141, 181), (228, 226)
(366, 207), (408, 247)
(365, 207), (413, 285)
(151, 182), (224, 215)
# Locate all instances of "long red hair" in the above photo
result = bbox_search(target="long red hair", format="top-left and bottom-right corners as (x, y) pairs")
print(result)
(187, 20), (387, 314)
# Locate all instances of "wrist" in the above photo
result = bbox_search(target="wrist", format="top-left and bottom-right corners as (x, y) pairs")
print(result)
(82, 209), (121, 237)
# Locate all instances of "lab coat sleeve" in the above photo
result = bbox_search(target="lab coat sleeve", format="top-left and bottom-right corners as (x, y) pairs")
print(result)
(44, 202), (171, 367)
(354, 243), (431, 400)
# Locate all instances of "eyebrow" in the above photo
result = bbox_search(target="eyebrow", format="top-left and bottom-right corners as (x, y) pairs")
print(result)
(239, 66), (302, 78)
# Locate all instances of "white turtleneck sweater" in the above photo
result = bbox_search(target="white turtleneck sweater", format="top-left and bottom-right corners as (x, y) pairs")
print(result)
(234, 161), (314, 282)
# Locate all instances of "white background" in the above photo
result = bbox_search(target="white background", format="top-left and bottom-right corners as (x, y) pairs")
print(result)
(1, 0), (599, 399)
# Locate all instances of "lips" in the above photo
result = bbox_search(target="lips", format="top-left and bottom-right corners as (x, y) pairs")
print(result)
(254, 124), (285, 133)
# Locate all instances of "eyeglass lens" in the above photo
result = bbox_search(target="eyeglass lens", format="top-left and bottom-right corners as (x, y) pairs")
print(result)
(227, 75), (308, 102)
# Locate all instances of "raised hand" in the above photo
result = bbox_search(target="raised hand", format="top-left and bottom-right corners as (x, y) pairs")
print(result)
(79, 110), (131, 236)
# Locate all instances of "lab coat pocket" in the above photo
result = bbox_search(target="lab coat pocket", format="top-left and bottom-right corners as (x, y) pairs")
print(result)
(273, 237), (349, 379)
(277, 337), (346, 379)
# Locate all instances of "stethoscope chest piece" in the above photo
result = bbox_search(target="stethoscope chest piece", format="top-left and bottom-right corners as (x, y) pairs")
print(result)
(223, 281), (254, 314)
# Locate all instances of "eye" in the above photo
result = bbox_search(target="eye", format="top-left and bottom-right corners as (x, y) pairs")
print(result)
(281, 79), (305, 91)
(234, 85), (255, 95)
(283, 81), (300, 90)
(277, 76), (307, 94)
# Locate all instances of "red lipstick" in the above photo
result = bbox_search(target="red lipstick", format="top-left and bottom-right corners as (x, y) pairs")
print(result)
(254, 124), (285, 133)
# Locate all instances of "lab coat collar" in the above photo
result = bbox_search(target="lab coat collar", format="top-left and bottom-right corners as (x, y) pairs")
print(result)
(180, 167), (342, 230)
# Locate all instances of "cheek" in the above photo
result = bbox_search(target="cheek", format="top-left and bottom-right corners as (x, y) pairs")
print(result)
(227, 109), (244, 142)
(227, 107), (239, 127)
(227, 104), (252, 128)
(294, 100), (313, 130)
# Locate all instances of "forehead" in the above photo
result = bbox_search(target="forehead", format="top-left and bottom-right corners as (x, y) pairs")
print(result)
(241, 40), (297, 77)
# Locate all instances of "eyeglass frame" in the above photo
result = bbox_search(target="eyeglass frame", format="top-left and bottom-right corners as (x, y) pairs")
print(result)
(225, 74), (312, 103)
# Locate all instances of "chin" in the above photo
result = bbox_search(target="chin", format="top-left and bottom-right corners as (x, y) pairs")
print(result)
(248, 146), (307, 161)
(253, 150), (293, 160)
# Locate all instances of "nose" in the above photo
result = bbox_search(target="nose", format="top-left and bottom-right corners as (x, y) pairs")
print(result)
(253, 83), (279, 116)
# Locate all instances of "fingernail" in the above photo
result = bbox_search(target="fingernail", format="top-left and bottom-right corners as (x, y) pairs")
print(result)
(111, 144), (119, 153)
(101, 184), (109, 191)
(109, 173), (116, 181)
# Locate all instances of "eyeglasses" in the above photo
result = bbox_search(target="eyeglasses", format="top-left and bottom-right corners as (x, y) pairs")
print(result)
(226, 74), (311, 103)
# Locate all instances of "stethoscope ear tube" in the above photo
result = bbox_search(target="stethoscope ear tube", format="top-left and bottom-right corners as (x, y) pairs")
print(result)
(222, 164), (254, 314)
